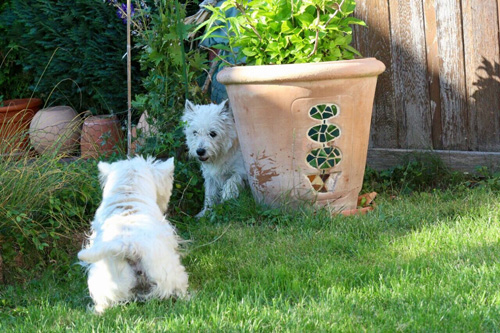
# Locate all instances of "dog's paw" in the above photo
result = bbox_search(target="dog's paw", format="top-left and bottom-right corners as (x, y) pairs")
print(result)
(221, 182), (240, 201)
(91, 304), (107, 315)
(195, 208), (208, 218)
(171, 289), (191, 301)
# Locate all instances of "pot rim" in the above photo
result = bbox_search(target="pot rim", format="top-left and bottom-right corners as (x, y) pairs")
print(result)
(217, 58), (386, 85)
(83, 114), (120, 126)
(0, 98), (43, 113)
(38, 105), (76, 112)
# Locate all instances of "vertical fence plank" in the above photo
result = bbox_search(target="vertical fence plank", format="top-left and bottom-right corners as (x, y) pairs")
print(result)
(423, 0), (443, 149)
(434, 0), (468, 150)
(357, 0), (500, 154)
(462, 0), (500, 151)
(388, 0), (432, 149)
(354, 0), (398, 149)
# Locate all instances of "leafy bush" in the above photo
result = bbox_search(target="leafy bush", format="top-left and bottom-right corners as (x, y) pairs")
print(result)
(0, 155), (101, 283)
(0, 48), (33, 104)
(0, 0), (33, 103)
(131, 0), (209, 214)
(0, 0), (143, 114)
(198, 0), (365, 65)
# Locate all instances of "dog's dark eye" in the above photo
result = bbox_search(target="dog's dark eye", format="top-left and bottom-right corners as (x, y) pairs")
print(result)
(193, 131), (198, 136)
(209, 131), (217, 138)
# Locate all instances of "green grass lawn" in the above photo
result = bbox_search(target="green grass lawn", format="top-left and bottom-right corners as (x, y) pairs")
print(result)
(1, 187), (499, 331)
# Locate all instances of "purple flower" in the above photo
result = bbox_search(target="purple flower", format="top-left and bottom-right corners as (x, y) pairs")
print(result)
(117, 3), (135, 24)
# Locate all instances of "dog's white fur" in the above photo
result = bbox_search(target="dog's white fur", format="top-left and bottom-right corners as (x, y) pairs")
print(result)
(78, 156), (188, 313)
(182, 100), (247, 217)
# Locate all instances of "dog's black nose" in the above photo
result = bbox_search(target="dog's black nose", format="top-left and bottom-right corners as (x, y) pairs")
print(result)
(196, 148), (206, 156)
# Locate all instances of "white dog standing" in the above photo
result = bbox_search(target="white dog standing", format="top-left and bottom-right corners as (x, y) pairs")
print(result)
(182, 100), (247, 217)
(78, 156), (188, 313)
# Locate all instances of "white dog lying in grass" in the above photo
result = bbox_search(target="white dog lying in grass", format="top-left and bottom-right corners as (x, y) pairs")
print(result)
(182, 100), (247, 217)
(78, 156), (188, 313)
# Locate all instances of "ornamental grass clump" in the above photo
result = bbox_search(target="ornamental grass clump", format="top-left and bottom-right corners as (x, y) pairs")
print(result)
(0, 150), (100, 283)
(198, 0), (366, 65)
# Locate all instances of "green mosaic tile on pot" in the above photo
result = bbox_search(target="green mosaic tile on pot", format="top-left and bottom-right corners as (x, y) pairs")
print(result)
(306, 147), (342, 170)
(309, 104), (338, 120)
(307, 124), (341, 143)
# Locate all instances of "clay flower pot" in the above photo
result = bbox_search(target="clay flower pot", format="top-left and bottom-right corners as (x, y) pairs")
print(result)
(0, 98), (43, 153)
(29, 106), (81, 155)
(217, 58), (385, 213)
(80, 114), (124, 159)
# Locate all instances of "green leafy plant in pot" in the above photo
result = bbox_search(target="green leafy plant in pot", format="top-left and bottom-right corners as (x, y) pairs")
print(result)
(198, 0), (385, 214)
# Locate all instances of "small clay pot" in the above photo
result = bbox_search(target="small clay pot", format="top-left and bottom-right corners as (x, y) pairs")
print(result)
(29, 106), (81, 155)
(80, 114), (124, 159)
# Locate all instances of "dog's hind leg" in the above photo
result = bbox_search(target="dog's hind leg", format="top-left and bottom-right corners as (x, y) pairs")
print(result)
(221, 173), (244, 201)
(139, 236), (189, 300)
(87, 259), (136, 313)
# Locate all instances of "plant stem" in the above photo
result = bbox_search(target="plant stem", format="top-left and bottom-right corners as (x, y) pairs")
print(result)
(307, 6), (321, 58)
(0, 48), (13, 69)
(115, 4), (143, 31)
(325, 0), (346, 26)
(308, 0), (347, 58)
(202, 58), (219, 94)
(234, 2), (262, 41)
(127, 0), (132, 157)
(200, 45), (235, 67)
(175, 0), (189, 100)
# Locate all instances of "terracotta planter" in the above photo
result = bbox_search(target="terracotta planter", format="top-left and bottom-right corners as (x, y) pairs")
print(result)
(80, 114), (123, 158)
(29, 106), (81, 155)
(0, 98), (43, 153)
(217, 58), (385, 213)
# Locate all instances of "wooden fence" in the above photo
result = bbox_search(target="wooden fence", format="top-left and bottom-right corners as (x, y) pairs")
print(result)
(353, 0), (500, 170)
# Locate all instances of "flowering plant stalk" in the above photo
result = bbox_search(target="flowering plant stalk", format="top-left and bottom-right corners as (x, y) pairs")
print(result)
(103, 0), (151, 36)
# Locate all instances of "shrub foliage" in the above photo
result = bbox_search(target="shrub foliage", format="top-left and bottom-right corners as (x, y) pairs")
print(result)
(1, 0), (142, 114)
(131, 0), (209, 214)
(0, 0), (33, 103)
(198, 0), (365, 65)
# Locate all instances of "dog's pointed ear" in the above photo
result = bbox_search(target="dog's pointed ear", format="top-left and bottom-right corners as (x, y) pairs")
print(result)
(157, 157), (175, 176)
(98, 161), (111, 176)
(185, 99), (196, 113)
(219, 99), (230, 115)
(97, 161), (112, 187)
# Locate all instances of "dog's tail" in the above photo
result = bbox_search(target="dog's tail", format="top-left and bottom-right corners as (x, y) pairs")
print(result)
(78, 239), (127, 263)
